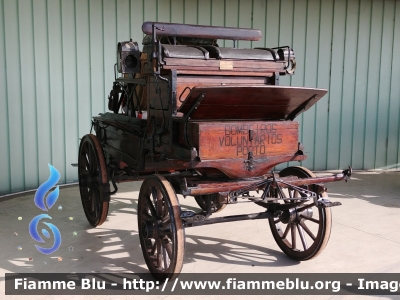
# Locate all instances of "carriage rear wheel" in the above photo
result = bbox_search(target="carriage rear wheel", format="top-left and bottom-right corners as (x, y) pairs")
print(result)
(194, 194), (227, 213)
(268, 166), (332, 260)
(78, 134), (110, 227)
(138, 175), (184, 280)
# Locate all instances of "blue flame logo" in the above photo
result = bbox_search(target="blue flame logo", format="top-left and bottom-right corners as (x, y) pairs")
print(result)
(29, 164), (62, 255)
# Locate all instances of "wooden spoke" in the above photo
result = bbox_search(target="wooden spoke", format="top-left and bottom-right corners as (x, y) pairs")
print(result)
(291, 224), (297, 250)
(162, 239), (173, 258)
(300, 215), (320, 224)
(299, 220), (316, 241)
(150, 240), (157, 256)
(297, 223), (308, 250)
(282, 224), (291, 239)
(156, 239), (162, 269)
(145, 195), (157, 218)
(163, 246), (169, 269)
(296, 203), (315, 213)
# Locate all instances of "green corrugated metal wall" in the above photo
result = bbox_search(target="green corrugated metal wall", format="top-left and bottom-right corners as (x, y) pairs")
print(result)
(1, 0), (399, 195)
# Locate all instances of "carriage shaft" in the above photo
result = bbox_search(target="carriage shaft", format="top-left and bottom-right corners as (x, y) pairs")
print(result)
(183, 169), (350, 196)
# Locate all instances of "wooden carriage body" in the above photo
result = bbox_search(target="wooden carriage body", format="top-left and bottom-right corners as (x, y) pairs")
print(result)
(78, 21), (351, 280)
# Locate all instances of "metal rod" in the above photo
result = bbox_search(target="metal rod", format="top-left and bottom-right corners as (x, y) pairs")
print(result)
(185, 171), (349, 196)
(182, 211), (274, 228)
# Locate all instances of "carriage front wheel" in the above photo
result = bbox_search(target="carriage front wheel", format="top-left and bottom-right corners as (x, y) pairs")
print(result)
(138, 175), (185, 280)
(268, 166), (332, 260)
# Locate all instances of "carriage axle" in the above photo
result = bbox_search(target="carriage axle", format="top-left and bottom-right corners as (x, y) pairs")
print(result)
(181, 211), (276, 228)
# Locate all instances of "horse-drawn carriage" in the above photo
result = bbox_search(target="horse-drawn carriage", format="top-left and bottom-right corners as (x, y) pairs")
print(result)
(77, 22), (351, 280)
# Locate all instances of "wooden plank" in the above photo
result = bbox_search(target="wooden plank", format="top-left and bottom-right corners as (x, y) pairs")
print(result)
(178, 86), (327, 120)
(374, 0), (395, 169)
(61, 0), (79, 182)
(326, 0), (346, 170)
(387, 1), (400, 169)
(301, 0), (320, 170)
(183, 0), (197, 25)
(164, 57), (284, 68)
(177, 75), (267, 84)
(363, 0), (384, 169)
(18, 0), (39, 189)
(175, 69), (274, 77)
(265, 0), (280, 47)
(238, 0), (252, 49)
(176, 75), (268, 108)
(211, 0), (224, 27)
(143, 0), (157, 23)
(191, 121), (299, 160)
(278, 0), (294, 87)
(252, 0), (267, 48)
(48, 1), (66, 182)
(0, 0), (11, 193)
(286, 0), (307, 170)
(165, 66), (284, 73)
(290, 0), (307, 90)
(117, 0), (130, 41)
(197, 0), (211, 26)
(224, 0), (238, 48)
(338, 0), (358, 170)
(157, 0), (170, 22)
(142, 17), (262, 41)
(89, 0), (105, 116)
(4, 0), (25, 192)
(130, 0), (144, 41)
(352, 0), (372, 169)
(313, 0), (333, 170)
(171, 0), (184, 24)
(210, 0), (225, 47)
(103, 0), (117, 113)
(76, 0), (92, 139)
(148, 75), (170, 110)
(33, 0), (54, 183)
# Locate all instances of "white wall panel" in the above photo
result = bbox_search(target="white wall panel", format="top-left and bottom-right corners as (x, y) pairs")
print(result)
(1, 0), (399, 195)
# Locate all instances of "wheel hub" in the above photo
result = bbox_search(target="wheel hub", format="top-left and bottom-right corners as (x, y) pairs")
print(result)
(142, 220), (158, 239)
(298, 207), (313, 219)
(279, 208), (296, 224)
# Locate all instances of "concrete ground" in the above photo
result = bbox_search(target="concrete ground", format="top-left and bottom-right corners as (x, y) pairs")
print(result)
(1, 171), (400, 300)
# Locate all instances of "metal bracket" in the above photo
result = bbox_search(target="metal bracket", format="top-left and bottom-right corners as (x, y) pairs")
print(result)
(152, 23), (164, 74)
(316, 197), (342, 208)
(244, 151), (254, 171)
(106, 170), (118, 196)
(180, 177), (188, 195)
(285, 94), (317, 121)
(342, 166), (352, 182)
(297, 142), (304, 155)
(249, 129), (254, 141)
(182, 93), (205, 122)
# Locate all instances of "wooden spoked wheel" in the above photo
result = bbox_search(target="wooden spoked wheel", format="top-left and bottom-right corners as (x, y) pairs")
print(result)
(269, 166), (332, 260)
(195, 194), (227, 213)
(78, 134), (110, 227)
(138, 175), (184, 280)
